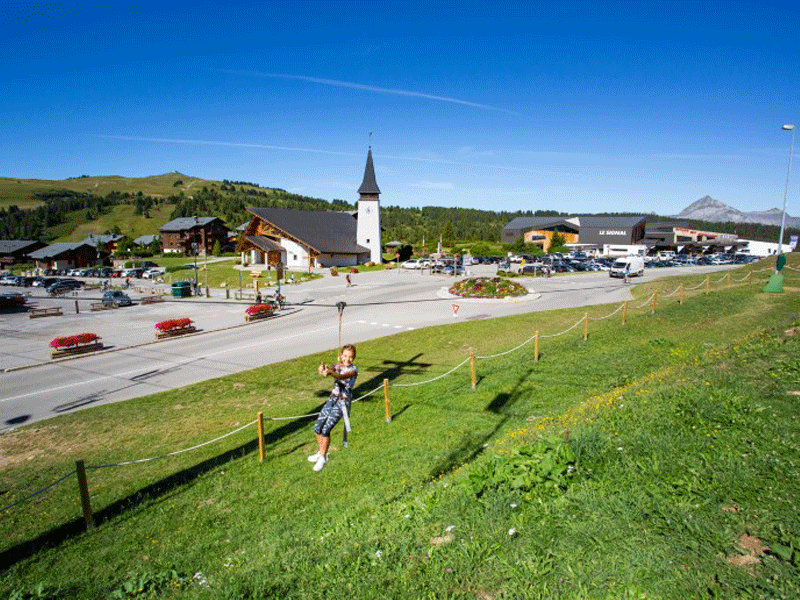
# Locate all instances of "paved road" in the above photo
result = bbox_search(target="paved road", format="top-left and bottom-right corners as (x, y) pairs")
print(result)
(0, 263), (738, 429)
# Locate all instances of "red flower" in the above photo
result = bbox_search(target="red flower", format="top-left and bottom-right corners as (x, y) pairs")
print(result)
(50, 333), (99, 348)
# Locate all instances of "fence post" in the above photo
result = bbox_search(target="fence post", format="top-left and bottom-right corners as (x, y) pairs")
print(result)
(75, 300), (80, 314)
(583, 312), (589, 341)
(748, 270), (753, 285)
(75, 460), (94, 530)
(257, 412), (265, 463)
(469, 348), (476, 390)
(651, 292), (657, 314)
(678, 284), (684, 304)
(726, 271), (731, 288)
(534, 330), (539, 362)
(383, 378), (391, 423)
(705, 275), (710, 294)
(622, 301), (628, 325)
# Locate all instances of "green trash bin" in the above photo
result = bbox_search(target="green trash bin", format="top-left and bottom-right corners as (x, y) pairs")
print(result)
(171, 281), (192, 298)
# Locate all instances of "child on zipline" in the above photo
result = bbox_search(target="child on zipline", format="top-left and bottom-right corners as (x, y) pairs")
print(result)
(308, 344), (358, 472)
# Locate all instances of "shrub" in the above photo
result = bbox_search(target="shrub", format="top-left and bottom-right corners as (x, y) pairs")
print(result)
(449, 277), (527, 298)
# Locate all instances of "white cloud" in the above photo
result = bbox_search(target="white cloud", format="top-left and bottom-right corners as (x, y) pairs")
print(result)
(218, 71), (520, 116)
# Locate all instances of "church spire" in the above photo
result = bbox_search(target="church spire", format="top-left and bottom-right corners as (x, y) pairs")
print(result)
(357, 147), (381, 196)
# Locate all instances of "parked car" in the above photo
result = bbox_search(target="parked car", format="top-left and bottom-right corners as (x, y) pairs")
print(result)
(402, 259), (421, 269)
(441, 265), (466, 276)
(102, 290), (132, 307)
(47, 279), (83, 295)
(0, 292), (26, 309)
(0, 274), (19, 285)
(142, 267), (166, 279)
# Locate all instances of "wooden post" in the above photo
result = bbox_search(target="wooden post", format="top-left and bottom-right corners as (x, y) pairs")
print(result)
(678, 284), (684, 304)
(257, 412), (265, 463)
(583, 312), (588, 341)
(534, 330), (539, 362)
(622, 301), (628, 325)
(726, 271), (731, 288)
(469, 348), (476, 390)
(705, 275), (710, 294)
(748, 269), (753, 285)
(651, 291), (657, 314)
(75, 300), (79, 314)
(75, 460), (94, 530)
(383, 378), (391, 423)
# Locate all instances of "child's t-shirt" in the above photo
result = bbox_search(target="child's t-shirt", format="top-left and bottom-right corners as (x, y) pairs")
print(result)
(331, 364), (358, 400)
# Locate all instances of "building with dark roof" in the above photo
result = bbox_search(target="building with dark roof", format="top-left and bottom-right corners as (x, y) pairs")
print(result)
(0, 240), (46, 267)
(502, 215), (646, 253)
(237, 149), (381, 269)
(28, 242), (97, 270)
(159, 216), (229, 256)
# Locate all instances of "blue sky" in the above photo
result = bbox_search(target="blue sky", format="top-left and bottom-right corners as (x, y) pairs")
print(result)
(1, 0), (799, 216)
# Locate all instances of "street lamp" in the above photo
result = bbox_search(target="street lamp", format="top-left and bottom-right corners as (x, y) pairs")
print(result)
(778, 124), (795, 257)
(193, 216), (199, 292)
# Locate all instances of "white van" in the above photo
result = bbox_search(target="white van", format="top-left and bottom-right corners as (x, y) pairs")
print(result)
(609, 256), (645, 279)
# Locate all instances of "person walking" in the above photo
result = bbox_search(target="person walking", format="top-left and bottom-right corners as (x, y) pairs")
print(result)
(308, 344), (358, 472)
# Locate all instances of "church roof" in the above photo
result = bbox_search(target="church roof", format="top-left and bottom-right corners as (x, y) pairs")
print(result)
(246, 207), (370, 255)
(357, 147), (381, 195)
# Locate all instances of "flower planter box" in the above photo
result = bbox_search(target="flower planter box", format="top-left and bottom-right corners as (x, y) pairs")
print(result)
(245, 310), (274, 322)
(155, 325), (196, 339)
(51, 341), (104, 359)
(244, 303), (275, 322)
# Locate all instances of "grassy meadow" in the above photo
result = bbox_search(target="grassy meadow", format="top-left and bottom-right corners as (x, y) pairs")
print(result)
(1, 259), (799, 598)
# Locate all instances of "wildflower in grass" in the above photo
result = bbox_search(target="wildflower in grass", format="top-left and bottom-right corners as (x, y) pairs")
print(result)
(445, 525), (455, 532)
(510, 502), (518, 509)
(509, 528), (518, 537)
(375, 550), (383, 558)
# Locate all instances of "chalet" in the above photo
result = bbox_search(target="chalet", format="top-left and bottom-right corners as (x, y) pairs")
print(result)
(237, 148), (382, 270)
(133, 234), (158, 248)
(0, 240), (46, 267)
(28, 242), (97, 270)
(82, 234), (124, 254)
(159, 217), (229, 256)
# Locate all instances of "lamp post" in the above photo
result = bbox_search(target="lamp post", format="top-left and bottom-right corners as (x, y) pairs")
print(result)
(778, 124), (795, 257)
(193, 216), (199, 292)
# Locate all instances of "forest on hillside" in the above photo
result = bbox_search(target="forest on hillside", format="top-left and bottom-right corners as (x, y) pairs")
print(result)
(0, 184), (798, 247)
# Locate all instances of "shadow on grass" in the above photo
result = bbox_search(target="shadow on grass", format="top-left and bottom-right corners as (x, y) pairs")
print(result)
(428, 415), (510, 480)
(0, 402), (325, 571)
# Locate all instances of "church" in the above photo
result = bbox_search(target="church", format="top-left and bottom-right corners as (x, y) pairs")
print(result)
(237, 148), (382, 271)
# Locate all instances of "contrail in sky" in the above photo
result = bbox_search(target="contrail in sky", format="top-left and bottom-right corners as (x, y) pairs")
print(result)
(217, 70), (520, 116)
(95, 135), (541, 174)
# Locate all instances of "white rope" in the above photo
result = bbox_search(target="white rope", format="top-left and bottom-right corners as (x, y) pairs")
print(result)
(632, 292), (656, 310)
(541, 316), (586, 339)
(475, 331), (539, 359)
(711, 273), (728, 284)
(0, 470), (76, 513)
(88, 420), (258, 468)
(683, 280), (706, 290)
(661, 286), (681, 298)
(393, 357), (471, 387)
(588, 303), (625, 320)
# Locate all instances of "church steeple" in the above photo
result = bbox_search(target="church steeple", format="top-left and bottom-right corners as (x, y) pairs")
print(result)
(357, 147), (381, 197)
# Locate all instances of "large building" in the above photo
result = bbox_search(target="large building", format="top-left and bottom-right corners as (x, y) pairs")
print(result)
(237, 148), (382, 270)
(160, 217), (229, 256)
(502, 215), (646, 253)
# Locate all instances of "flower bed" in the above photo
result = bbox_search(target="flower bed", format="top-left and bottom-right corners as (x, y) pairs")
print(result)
(448, 276), (527, 299)
(155, 318), (193, 332)
(50, 332), (103, 358)
(245, 304), (274, 315)
(245, 303), (275, 321)
(50, 333), (100, 349)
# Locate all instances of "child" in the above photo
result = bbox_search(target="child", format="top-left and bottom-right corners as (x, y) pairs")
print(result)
(308, 344), (358, 472)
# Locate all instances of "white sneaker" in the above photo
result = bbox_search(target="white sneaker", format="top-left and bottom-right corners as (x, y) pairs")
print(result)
(308, 452), (320, 462)
(312, 455), (327, 472)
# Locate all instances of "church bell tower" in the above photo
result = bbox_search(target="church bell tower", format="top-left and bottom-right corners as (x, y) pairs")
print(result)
(356, 147), (382, 263)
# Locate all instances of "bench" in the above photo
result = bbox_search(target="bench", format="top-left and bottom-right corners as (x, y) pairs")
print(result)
(90, 302), (117, 311)
(139, 295), (165, 304)
(29, 307), (63, 318)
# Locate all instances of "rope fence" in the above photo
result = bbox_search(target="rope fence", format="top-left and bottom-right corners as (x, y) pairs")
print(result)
(3, 264), (797, 526)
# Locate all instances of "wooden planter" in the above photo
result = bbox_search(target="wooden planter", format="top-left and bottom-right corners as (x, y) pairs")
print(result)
(51, 341), (104, 359)
(245, 310), (274, 322)
(156, 326), (197, 339)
